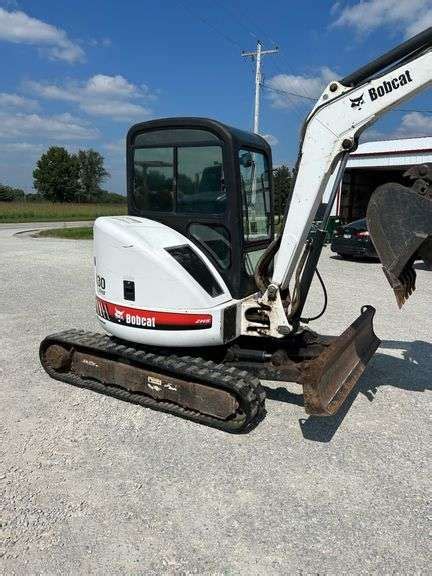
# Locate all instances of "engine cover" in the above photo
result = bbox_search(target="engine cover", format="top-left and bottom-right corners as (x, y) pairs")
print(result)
(93, 216), (239, 346)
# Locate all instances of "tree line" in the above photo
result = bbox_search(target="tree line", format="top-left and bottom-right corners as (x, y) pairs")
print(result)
(273, 165), (294, 223)
(0, 183), (26, 202)
(1, 146), (293, 211)
(0, 146), (125, 204)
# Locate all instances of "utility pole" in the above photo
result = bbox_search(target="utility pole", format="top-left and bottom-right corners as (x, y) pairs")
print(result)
(242, 41), (278, 134)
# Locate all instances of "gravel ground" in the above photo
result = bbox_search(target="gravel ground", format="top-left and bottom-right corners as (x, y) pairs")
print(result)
(1, 225), (431, 575)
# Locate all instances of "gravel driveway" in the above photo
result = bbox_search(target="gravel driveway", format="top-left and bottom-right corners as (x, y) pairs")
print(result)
(1, 225), (431, 575)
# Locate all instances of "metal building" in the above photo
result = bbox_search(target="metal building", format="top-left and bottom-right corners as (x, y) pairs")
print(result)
(335, 137), (432, 222)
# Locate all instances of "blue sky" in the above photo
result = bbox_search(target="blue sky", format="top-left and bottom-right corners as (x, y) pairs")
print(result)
(1, 0), (431, 194)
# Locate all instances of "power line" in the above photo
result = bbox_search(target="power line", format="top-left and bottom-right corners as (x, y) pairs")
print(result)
(229, 10), (318, 102)
(175, 0), (313, 120)
(395, 108), (432, 114)
(215, 0), (279, 46)
(177, 2), (430, 124)
(262, 82), (318, 102)
(211, 0), (314, 117)
(212, 0), (259, 41)
(263, 84), (432, 114)
(175, 0), (243, 49)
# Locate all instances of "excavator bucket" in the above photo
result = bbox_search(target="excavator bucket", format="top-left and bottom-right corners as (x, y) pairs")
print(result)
(366, 165), (432, 307)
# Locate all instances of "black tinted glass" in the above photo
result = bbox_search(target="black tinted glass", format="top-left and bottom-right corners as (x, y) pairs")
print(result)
(240, 149), (271, 242)
(177, 147), (225, 213)
(134, 129), (220, 147)
(165, 245), (223, 297)
(189, 223), (231, 269)
(133, 148), (174, 212)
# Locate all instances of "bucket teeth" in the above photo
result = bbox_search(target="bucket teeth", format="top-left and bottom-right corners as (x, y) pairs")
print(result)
(393, 265), (417, 308)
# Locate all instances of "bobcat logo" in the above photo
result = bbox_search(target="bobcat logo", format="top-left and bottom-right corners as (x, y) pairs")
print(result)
(350, 94), (365, 110)
(114, 308), (124, 321)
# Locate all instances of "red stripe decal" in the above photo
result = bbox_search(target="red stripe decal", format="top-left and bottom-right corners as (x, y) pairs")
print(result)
(96, 297), (212, 330)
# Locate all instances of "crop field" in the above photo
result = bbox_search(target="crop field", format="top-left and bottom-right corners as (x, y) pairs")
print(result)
(0, 201), (127, 223)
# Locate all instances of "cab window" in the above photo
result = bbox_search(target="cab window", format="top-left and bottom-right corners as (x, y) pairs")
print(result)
(132, 128), (225, 214)
(239, 149), (271, 242)
(133, 147), (174, 212)
(189, 223), (231, 269)
(177, 146), (224, 214)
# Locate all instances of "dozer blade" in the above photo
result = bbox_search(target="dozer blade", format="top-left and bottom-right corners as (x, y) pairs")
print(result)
(367, 183), (432, 308)
(300, 306), (380, 416)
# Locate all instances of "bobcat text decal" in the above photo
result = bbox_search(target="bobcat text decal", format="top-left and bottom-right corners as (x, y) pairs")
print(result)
(369, 70), (413, 102)
(350, 70), (414, 110)
(96, 297), (212, 330)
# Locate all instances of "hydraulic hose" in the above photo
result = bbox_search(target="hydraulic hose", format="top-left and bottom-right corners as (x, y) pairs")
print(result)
(300, 268), (328, 324)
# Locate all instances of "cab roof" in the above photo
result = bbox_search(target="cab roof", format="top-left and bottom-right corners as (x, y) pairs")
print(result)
(127, 117), (271, 153)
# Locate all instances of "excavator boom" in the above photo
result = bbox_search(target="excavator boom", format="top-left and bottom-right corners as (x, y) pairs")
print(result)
(250, 26), (432, 335)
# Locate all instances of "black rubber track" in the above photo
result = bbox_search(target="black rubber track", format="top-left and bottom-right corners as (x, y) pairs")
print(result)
(40, 330), (266, 433)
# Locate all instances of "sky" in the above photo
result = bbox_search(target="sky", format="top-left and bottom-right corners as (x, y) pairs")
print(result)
(0, 0), (431, 194)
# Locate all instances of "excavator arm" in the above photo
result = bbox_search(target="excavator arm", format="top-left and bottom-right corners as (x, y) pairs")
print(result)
(253, 27), (432, 335)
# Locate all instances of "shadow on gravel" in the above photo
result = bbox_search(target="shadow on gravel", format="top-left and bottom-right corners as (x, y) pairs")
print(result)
(329, 254), (380, 264)
(263, 386), (304, 407)
(297, 339), (432, 443)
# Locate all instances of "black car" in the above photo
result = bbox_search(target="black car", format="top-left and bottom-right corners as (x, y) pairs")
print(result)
(331, 218), (378, 259)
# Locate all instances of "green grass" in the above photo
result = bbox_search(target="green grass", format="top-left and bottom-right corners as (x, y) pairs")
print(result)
(37, 226), (94, 240)
(0, 201), (126, 223)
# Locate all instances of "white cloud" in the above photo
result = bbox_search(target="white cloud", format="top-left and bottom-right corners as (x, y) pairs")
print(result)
(0, 92), (39, 110)
(85, 74), (136, 97)
(88, 37), (112, 48)
(0, 1), (19, 9)
(0, 7), (84, 62)
(362, 112), (432, 141)
(0, 142), (44, 153)
(262, 134), (278, 146)
(330, 2), (341, 16)
(25, 82), (80, 102)
(0, 112), (99, 140)
(405, 10), (432, 37)
(266, 67), (338, 108)
(102, 140), (126, 174)
(103, 139), (124, 154)
(394, 112), (432, 137)
(82, 101), (151, 119)
(332, 0), (432, 39)
(26, 74), (154, 120)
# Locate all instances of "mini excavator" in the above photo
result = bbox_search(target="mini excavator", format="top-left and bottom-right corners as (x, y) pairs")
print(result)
(40, 28), (432, 432)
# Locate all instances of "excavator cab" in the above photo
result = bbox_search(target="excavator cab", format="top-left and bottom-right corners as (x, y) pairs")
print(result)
(127, 118), (274, 299)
